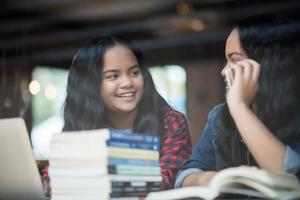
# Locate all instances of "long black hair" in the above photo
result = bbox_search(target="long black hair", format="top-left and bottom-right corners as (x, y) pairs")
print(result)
(63, 35), (171, 146)
(217, 16), (300, 169)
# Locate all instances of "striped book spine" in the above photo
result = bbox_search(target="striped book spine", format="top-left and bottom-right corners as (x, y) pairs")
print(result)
(108, 158), (159, 167)
(108, 165), (161, 176)
(108, 147), (159, 160)
(107, 139), (159, 150)
(109, 129), (160, 144)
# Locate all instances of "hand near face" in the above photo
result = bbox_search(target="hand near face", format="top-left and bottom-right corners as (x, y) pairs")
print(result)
(224, 59), (261, 111)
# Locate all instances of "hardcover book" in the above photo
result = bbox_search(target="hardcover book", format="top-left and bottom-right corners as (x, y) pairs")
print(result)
(146, 166), (300, 200)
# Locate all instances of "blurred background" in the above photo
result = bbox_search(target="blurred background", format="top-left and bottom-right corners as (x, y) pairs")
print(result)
(1, 0), (300, 159)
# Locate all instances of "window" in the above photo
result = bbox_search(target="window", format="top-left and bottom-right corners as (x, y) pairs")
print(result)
(149, 65), (186, 114)
(30, 67), (68, 160)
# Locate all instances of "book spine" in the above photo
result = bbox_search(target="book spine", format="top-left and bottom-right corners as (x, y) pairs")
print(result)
(48, 167), (108, 177)
(109, 174), (162, 182)
(50, 141), (108, 160)
(112, 186), (161, 193)
(51, 184), (111, 191)
(112, 181), (161, 188)
(108, 165), (161, 176)
(50, 177), (111, 189)
(110, 198), (144, 200)
(108, 158), (159, 167)
(109, 130), (160, 144)
(108, 147), (159, 160)
(52, 130), (110, 142)
(107, 139), (159, 150)
(49, 159), (107, 168)
(51, 194), (111, 199)
(110, 191), (150, 198)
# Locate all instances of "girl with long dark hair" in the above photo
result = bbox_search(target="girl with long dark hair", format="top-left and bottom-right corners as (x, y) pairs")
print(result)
(175, 16), (300, 187)
(47, 35), (192, 190)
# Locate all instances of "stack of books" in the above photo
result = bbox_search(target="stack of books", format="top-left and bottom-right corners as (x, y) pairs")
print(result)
(108, 129), (162, 199)
(49, 129), (161, 200)
(49, 130), (111, 200)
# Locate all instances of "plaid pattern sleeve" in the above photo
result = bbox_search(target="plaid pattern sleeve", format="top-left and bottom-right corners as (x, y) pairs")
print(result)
(160, 110), (192, 190)
(42, 165), (49, 177)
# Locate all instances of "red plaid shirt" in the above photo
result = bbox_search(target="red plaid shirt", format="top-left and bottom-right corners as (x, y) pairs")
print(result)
(160, 110), (192, 190)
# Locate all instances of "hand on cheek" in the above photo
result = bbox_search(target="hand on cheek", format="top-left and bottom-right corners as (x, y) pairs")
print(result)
(225, 59), (261, 113)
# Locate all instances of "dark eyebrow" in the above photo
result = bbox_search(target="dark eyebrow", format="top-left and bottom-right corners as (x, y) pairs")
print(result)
(102, 64), (139, 75)
(102, 69), (118, 75)
(129, 64), (139, 70)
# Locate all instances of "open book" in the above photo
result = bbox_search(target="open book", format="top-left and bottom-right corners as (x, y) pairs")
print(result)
(146, 166), (300, 200)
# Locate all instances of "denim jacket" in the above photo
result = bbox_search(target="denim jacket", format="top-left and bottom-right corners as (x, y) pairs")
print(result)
(175, 103), (300, 188)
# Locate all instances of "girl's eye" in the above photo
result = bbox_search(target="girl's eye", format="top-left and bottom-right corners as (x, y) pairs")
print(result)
(105, 74), (118, 80)
(231, 58), (241, 63)
(231, 56), (245, 63)
(131, 69), (140, 77)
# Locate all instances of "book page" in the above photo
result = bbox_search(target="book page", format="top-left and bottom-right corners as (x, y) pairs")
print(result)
(210, 166), (300, 198)
(211, 166), (300, 189)
(146, 186), (218, 200)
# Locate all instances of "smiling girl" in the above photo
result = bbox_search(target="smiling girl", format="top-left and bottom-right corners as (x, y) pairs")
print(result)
(60, 36), (192, 190)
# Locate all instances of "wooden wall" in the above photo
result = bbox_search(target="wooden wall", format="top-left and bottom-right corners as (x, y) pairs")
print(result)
(0, 66), (32, 132)
(186, 61), (224, 146)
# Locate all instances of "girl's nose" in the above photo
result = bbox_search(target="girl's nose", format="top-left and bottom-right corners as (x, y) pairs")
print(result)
(221, 63), (230, 77)
(120, 75), (133, 88)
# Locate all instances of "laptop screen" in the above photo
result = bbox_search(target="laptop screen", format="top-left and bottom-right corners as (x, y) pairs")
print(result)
(0, 118), (45, 200)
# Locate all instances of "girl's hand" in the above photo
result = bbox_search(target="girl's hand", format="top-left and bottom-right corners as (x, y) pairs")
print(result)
(224, 59), (261, 113)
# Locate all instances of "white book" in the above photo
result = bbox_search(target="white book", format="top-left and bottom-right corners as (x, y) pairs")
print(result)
(52, 189), (111, 195)
(49, 159), (107, 168)
(50, 177), (111, 189)
(53, 129), (110, 141)
(49, 167), (108, 177)
(51, 194), (110, 200)
(146, 166), (300, 200)
(50, 130), (110, 160)
(49, 130), (111, 200)
(50, 141), (108, 159)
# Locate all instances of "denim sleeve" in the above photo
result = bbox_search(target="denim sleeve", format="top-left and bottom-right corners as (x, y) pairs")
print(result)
(283, 143), (300, 179)
(174, 105), (222, 188)
(174, 168), (203, 188)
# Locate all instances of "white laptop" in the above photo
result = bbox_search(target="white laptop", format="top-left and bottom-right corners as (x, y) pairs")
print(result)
(0, 118), (45, 200)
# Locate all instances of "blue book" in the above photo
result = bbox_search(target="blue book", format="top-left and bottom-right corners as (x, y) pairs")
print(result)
(109, 129), (160, 144)
(108, 165), (161, 176)
(107, 139), (159, 151)
(108, 157), (159, 167)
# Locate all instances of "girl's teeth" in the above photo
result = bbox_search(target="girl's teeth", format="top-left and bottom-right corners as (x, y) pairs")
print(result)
(118, 93), (134, 97)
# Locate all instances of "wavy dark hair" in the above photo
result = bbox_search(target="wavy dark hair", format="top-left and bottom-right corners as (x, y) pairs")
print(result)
(217, 16), (300, 169)
(63, 35), (171, 147)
